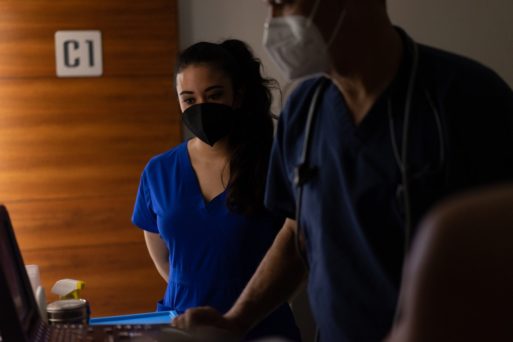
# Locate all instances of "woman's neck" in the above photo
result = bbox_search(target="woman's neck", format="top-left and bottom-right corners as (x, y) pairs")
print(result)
(189, 137), (230, 161)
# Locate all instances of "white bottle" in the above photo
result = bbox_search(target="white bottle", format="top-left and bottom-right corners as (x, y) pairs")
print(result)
(25, 265), (48, 322)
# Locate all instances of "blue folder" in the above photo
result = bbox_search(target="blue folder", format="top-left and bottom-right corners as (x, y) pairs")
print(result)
(89, 310), (178, 325)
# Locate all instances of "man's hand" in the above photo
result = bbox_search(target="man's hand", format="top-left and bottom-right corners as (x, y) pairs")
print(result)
(171, 306), (246, 341)
(170, 219), (305, 341)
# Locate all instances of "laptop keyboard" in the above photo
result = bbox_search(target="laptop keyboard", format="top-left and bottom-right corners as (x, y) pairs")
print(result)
(48, 325), (87, 341)
(36, 323), (174, 341)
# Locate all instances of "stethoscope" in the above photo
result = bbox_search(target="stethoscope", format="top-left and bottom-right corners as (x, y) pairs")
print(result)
(293, 38), (446, 268)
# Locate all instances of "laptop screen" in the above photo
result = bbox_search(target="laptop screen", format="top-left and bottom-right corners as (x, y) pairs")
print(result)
(0, 205), (41, 341)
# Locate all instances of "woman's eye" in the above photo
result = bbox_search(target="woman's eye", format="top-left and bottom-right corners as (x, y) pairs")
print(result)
(208, 92), (223, 101)
(183, 98), (195, 105)
(265, 0), (294, 5)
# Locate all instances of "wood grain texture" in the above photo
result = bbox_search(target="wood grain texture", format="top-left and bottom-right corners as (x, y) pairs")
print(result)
(7, 196), (146, 250)
(0, 77), (180, 202)
(0, 0), (178, 78)
(0, 0), (180, 316)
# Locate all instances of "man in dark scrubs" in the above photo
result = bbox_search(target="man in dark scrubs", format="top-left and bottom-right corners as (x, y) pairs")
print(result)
(172, 0), (513, 341)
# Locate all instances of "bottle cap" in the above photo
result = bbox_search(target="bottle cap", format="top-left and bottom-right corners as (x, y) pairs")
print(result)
(47, 299), (89, 325)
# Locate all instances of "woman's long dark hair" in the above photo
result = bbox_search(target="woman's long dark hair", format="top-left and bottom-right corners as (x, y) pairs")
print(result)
(175, 39), (278, 216)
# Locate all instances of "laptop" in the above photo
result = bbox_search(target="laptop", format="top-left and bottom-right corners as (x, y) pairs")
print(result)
(0, 204), (194, 342)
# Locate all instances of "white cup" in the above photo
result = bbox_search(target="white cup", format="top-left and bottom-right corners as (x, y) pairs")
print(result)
(25, 264), (41, 293)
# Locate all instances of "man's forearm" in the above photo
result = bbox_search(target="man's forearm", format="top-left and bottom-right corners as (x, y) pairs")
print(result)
(225, 218), (307, 332)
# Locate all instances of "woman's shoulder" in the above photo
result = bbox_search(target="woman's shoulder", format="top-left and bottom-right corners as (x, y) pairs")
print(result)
(144, 141), (188, 173)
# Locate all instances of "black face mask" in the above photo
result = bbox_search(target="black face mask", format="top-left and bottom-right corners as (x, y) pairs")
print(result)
(182, 103), (236, 146)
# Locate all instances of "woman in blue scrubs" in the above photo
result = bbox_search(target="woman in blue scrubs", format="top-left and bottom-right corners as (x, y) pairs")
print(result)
(132, 39), (301, 341)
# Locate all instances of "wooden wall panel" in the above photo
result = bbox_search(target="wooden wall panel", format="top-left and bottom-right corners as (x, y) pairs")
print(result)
(0, 1), (178, 77)
(8, 197), (145, 250)
(0, 77), (179, 201)
(0, 0), (180, 316)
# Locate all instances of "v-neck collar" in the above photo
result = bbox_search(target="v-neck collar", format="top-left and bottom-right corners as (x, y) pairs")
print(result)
(326, 27), (415, 145)
(182, 141), (227, 210)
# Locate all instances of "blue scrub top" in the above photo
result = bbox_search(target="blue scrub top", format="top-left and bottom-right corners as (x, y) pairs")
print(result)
(132, 141), (301, 341)
(265, 28), (513, 342)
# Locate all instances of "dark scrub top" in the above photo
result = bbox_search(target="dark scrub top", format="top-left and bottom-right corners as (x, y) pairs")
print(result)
(132, 141), (301, 341)
(264, 28), (513, 342)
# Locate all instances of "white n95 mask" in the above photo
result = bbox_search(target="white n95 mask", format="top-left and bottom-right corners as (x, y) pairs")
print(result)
(262, 0), (348, 80)
(263, 15), (330, 80)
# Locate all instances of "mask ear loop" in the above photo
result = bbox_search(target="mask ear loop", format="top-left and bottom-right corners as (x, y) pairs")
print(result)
(326, 3), (349, 47)
(307, 0), (350, 52)
(306, 0), (322, 27)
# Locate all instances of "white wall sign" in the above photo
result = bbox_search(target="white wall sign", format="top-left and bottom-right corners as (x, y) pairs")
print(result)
(55, 30), (103, 77)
